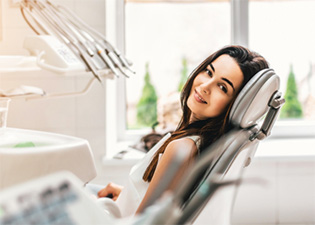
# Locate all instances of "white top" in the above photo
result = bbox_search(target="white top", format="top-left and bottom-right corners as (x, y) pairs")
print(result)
(115, 133), (200, 217)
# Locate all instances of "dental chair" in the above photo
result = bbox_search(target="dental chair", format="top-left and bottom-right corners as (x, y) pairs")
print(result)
(134, 68), (285, 224)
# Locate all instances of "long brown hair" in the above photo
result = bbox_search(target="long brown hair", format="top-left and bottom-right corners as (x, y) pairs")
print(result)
(143, 45), (269, 182)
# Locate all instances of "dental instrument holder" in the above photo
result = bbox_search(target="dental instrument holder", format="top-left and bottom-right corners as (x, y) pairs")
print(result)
(5, 35), (115, 101)
(20, 0), (134, 80)
(23, 35), (86, 74)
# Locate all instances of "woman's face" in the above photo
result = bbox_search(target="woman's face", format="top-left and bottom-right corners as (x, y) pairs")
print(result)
(187, 54), (244, 122)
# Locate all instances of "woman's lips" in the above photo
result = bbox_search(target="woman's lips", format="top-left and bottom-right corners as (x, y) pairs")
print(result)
(194, 90), (207, 104)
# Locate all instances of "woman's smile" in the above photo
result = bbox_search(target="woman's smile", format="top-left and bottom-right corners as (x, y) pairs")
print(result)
(194, 89), (207, 104)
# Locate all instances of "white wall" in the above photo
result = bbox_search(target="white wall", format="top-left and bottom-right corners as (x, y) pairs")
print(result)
(1, 1), (315, 224)
(232, 155), (315, 225)
(0, 0), (107, 182)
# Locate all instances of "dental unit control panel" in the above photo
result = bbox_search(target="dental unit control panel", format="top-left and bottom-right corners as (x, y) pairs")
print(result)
(0, 172), (113, 225)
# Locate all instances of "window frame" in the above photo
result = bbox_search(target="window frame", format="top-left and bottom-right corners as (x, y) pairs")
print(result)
(105, 0), (315, 157)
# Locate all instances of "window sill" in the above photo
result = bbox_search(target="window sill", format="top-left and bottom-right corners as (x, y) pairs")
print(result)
(270, 120), (315, 138)
(102, 146), (145, 166)
(255, 137), (315, 161)
(102, 137), (315, 169)
(102, 157), (139, 166)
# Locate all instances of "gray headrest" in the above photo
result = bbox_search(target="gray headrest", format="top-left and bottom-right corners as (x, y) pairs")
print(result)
(229, 68), (280, 128)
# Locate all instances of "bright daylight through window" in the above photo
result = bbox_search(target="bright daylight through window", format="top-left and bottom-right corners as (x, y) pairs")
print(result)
(249, 0), (315, 122)
(125, 0), (230, 132)
(122, 0), (315, 138)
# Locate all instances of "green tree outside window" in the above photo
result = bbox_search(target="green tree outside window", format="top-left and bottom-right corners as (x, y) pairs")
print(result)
(280, 64), (303, 118)
(137, 63), (158, 127)
(178, 57), (189, 92)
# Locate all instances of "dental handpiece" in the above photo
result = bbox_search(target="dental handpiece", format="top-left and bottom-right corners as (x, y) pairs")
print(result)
(111, 47), (135, 74)
(107, 51), (130, 78)
(95, 44), (120, 77)
(73, 42), (102, 82)
(95, 40), (131, 77)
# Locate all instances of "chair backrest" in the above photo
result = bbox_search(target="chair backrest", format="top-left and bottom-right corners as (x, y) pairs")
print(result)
(137, 68), (284, 225)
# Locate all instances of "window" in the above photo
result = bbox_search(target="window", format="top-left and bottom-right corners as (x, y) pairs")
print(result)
(106, 0), (315, 156)
(124, 0), (230, 135)
(248, 0), (315, 137)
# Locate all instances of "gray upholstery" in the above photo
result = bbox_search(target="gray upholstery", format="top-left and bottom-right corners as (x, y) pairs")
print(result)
(230, 68), (280, 128)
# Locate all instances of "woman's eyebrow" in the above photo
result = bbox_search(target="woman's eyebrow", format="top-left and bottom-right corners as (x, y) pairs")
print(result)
(222, 78), (235, 92)
(208, 63), (235, 92)
(209, 63), (215, 72)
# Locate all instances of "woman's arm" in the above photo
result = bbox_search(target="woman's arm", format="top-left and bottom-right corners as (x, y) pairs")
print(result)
(136, 137), (198, 214)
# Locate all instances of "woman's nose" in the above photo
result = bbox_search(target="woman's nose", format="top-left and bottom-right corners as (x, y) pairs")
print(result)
(200, 80), (213, 94)
(200, 87), (208, 95)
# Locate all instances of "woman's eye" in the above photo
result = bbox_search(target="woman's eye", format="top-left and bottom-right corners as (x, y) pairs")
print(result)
(219, 85), (228, 93)
(205, 68), (212, 77)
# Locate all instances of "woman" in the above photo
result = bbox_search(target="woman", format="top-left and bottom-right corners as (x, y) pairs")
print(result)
(97, 45), (269, 217)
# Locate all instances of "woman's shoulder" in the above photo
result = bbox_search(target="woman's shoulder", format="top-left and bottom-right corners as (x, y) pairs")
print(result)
(166, 137), (199, 157)
(171, 136), (199, 145)
(175, 135), (201, 149)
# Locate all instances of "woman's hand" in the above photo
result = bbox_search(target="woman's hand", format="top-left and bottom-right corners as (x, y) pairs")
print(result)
(97, 182), (124, 201)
